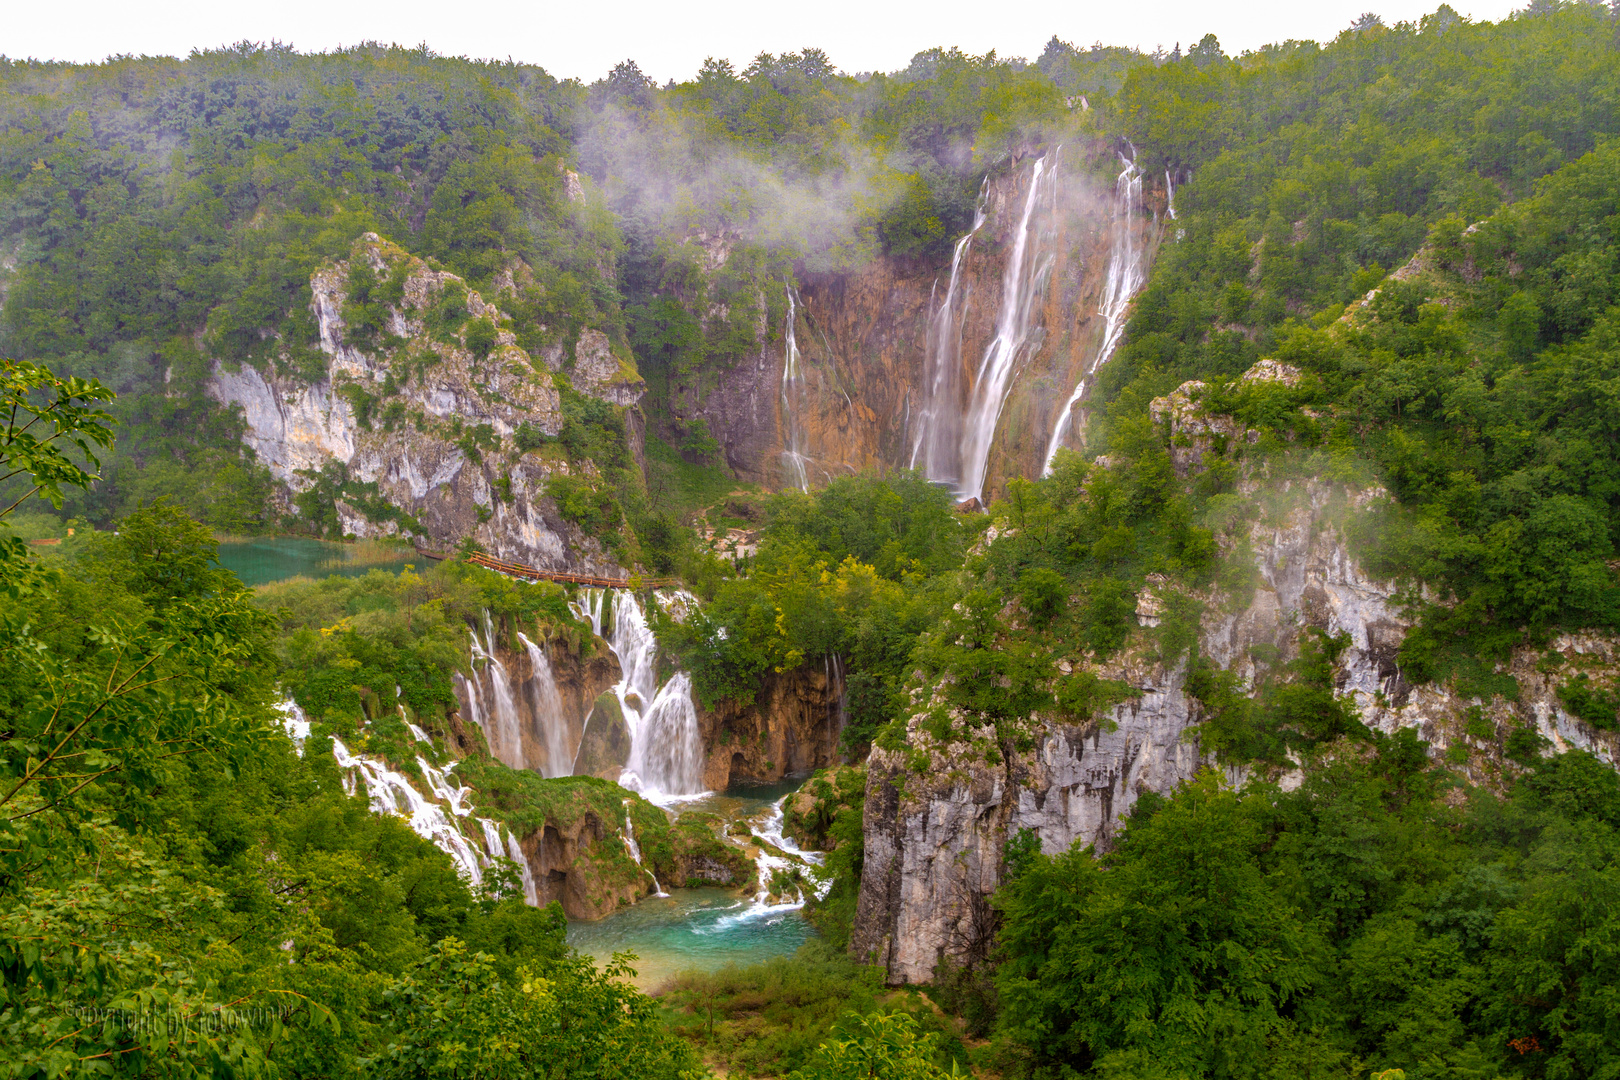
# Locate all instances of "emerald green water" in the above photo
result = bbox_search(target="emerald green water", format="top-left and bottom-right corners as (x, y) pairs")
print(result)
(218, 536), (416, 586)
(566, 887), (814, 989)
(566, 776), (820, 989)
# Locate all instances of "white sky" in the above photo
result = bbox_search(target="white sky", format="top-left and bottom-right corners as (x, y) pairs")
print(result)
(7, 0), (1528, 85)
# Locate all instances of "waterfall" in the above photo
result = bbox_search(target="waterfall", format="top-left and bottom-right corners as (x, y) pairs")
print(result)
(826, 653), (847, 760)
(406, 720), (433, 744)
(909, 180), (988, 483)
(780, 284), (812, 492)
(711, 795), (831, 930)
(517, 631), (572, 778)
(957, 151), (1062, 502)
(1166, 168), (1186, 241)
(570, 589), (708, 800)
(333, 736), (486, 886)
(294, 697), (542, 903)
(464, 613), (526, 770)
(479, 818), (506, 862)
(278, 700), (311, 754)
(1041, 148), (1147, 476)
(417, 754), (474, 817)
(628, 672), (705, 796)
(506, 830), (539, 905)
(621, 801), (668, 895)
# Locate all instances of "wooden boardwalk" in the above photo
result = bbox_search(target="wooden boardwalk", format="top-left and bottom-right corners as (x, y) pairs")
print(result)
(414, 546), (673, 589)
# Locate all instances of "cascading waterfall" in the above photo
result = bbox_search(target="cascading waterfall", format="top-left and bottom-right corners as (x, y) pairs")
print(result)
(1041, 147), (1147, 476)
(710, 796), (832, 930)
(629, 672), (705, 796)
(780, 284), (812, 492)
(621, 801), (668, 895)
(1166, 168), (1186, 241)
(826, 654), (847, 760)
(571, 589), (707, 800)
(517, 631), (572, 778)
(284, 703), (536, 900)
(465, 613), (525, 770)
(506, 831), (539, 905)
(332, 735), (487, 886)
(479, 818), (506, 863)
(909, 180), (989, 483)
(957, 151), (1062, 502)
(278, 700), (311, 753)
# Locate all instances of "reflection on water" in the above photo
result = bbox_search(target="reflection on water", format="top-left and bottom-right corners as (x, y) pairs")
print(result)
(566, 887), (814, 990)
(219, 536), (416, 586)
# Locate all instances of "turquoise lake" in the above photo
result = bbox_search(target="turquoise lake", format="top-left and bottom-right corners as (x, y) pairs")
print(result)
(217, 536), (418, 586)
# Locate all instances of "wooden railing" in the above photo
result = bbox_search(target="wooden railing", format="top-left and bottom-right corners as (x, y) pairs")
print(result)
(414, 546), (673, 589)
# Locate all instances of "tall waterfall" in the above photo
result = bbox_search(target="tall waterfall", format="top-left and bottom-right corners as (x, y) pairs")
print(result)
(465, 612), (525, 770)
(957, 151), (1061, 502)
(780, 285), (812, 492)
(456, 612), (575, 777)
(572, 589), (708, 800)
(1041, 148), (1147, 476)
(908, 181), (988, 484)
(517, 631), (572, 778)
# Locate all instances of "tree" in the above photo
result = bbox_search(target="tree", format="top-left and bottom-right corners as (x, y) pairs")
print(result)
(788, 1011), (959, 1080)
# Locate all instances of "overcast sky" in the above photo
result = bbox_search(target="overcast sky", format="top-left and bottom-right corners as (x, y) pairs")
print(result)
(7, 0), (1528, 84)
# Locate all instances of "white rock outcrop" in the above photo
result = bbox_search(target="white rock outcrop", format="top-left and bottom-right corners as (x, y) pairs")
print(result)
(851, 480), (1620, 983)
(208, 234), (640, 573)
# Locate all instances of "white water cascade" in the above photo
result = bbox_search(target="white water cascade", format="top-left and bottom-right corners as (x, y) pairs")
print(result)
(956, 151), (1062, 502)
(621, 801), (668, 895)
(464, 613), (526, 770)
(571, 589), (708, 801)
(506, 831), (539, 905)
(908, 180), (989, 483)
(1166, 168), (1186, 241)
(278, 699), (311, 753)
(282, 703), (536, 900)
(332, 735), (488, 886)
(726, 796), (832, 926)
(1041, 147), (1148, 476)
(517, 631), (572, 778)
(780, 284), (812, 491)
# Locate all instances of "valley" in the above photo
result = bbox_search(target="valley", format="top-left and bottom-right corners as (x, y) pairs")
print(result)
(5, 9), (1620, 1079)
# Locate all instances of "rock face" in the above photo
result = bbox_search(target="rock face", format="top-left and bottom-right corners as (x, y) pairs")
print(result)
(697, 662), (848, 790)
(672, 148), (1166, 500)
(209, 234), (643, 573)
(449, 617), (621, 779)
(520, 808), (642, 920)
(851, 479), (1620, 984)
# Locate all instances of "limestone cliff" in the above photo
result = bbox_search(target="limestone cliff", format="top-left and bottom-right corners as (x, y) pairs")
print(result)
(668, 147), (1166, 500)
(209, 233), (644, 573)
(697, 662), (847, 790)
(851, 477), (1620, 984)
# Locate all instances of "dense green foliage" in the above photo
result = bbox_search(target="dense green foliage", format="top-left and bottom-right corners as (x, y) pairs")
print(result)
(0, 376), (702, 1077)
(1095, 4), (1620, 670)
(993, 750), (1620, 1080)
(658, 473), (972, 749)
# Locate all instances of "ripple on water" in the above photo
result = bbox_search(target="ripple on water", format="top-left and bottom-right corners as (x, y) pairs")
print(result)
(566, 887), (814, 989)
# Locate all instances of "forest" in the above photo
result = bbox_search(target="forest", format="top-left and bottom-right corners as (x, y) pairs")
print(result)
(4, 2), (1620, 1078)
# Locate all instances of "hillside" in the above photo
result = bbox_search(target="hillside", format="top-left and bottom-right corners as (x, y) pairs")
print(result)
(4, 5), (1620, 1079)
